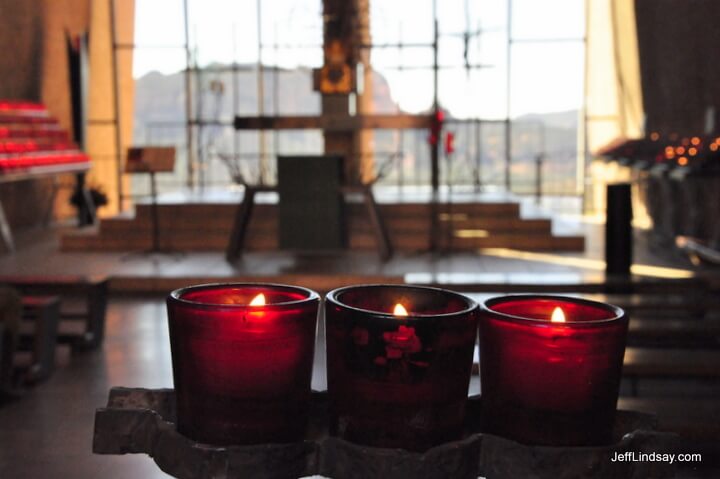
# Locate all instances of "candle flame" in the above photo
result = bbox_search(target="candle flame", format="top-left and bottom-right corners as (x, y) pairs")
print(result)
(249, 293), (266, 306)
(551, 307), (566, 323)
(393, 303), (409, 317)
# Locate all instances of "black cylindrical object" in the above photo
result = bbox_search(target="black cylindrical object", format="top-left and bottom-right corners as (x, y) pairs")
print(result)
(605, 183), (633, 275)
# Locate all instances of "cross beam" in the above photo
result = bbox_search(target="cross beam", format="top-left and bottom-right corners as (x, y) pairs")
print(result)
(233, 114), (432, 131)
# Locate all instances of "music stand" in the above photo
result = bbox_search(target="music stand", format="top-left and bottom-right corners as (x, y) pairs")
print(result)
(124, 147), (178, 257)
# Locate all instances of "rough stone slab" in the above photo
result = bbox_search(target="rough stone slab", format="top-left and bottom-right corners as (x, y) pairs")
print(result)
(94, 388), (677, 479)
(478, 430), (677, 479)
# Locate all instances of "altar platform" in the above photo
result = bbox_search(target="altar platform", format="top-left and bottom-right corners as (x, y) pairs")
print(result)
(59, 186), (587, 255)
(0, 201), (700, 294)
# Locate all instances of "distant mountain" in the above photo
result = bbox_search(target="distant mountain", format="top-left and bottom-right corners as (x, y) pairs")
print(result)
(515, 110), (578, 130)
(133, 64), (401, 142)
(132, 64), (579, 191)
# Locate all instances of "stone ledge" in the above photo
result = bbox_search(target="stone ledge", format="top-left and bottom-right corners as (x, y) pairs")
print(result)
(93, 387), (677, 479)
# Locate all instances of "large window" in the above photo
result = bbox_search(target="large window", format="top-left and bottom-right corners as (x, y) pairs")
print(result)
(131, 0), (586, 198)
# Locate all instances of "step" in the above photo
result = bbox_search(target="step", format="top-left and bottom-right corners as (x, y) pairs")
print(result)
(617, 397), (720, 439)
(62, 196), (585, 253)
(65, 224), (278, 251)
(61, 232), (240, 251)
(349, 233), (430, 251)
(622, 347), (720, 378)
(99, 216), (242, 234)
(120, 208), (534, 235)
(627, 318), (720, 348)
(449, 217), (552, 234)
(66, 225), (583, 253)
(589, 293), (720, 316)
(131, 201), (523, 221)
(448, 234), (586, 251)
(368, 202), (521, 217)
(99, 213), (550, 236)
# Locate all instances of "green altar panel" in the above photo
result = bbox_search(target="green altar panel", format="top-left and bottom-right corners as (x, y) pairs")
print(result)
(277, 155), (345, 250)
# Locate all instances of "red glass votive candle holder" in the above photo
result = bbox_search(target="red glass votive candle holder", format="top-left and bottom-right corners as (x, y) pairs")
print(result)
(479, 295), (628, 446)
(325, 284), (479, 451)
(166, 283), (319, 445)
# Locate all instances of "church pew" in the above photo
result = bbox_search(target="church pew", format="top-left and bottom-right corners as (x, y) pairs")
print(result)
(0, 275), (108, 350)
(622, 347), (720, 379)
(618, 397), (720, 440)
(17, 295), (60, 382)
(627, 317), (720, 348)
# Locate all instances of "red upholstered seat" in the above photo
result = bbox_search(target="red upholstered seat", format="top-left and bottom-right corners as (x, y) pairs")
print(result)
(0, 101), (89, 174)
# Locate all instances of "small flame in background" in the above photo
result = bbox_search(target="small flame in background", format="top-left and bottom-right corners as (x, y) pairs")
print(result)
(393, 303), (409, 317)
(551, 307), (566, 323)
(249, 293), (266, 306)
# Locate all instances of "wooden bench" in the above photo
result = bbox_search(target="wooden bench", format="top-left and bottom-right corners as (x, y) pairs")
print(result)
(440, 276), (709, 295)
(622, 347), (720, 379)
(618, 397), (720, 440)
(582, 292), (720, 318)
(0, 275), (108, 350)
(474, 344), (720, 391)
(627, 317), (720, 348)
(472, 347), (720, 381)
(458, 281), (720, 319)
(0, 321), (5, 388)
(18, 295), (60, 382)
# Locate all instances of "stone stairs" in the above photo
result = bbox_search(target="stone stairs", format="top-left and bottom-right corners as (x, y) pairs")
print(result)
(61, 200), (585, 252)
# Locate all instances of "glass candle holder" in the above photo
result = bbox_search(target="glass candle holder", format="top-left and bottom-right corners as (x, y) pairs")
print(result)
(479, 295), (628, 446)
(166, 283), (319, 445)
(325, 284), (479, 451)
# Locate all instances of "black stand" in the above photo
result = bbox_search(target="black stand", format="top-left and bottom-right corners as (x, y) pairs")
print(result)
(148, 171), (160, 252)
(605, 183), (633, 276)
(225, 185), (392, 263)
(225, 185), (273, 263)
(122, 171), (183, 262)
(75, 172), (97, 227)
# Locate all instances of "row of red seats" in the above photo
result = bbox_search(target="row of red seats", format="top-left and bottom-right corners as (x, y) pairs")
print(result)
(0, 100), (90, 173)
(0, 101), (46, 112)
(0, 152), (89, 172)
(0, 141), (79, 154)
(0, 127), (68, 140)
(0, 116), (55, 124)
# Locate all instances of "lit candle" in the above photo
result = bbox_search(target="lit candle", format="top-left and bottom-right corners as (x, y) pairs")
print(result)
(326, 284), (478, 451)
(479, 295), (628, 446)
(166, 283), (319, 445)
(249, 292), (266, 306)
